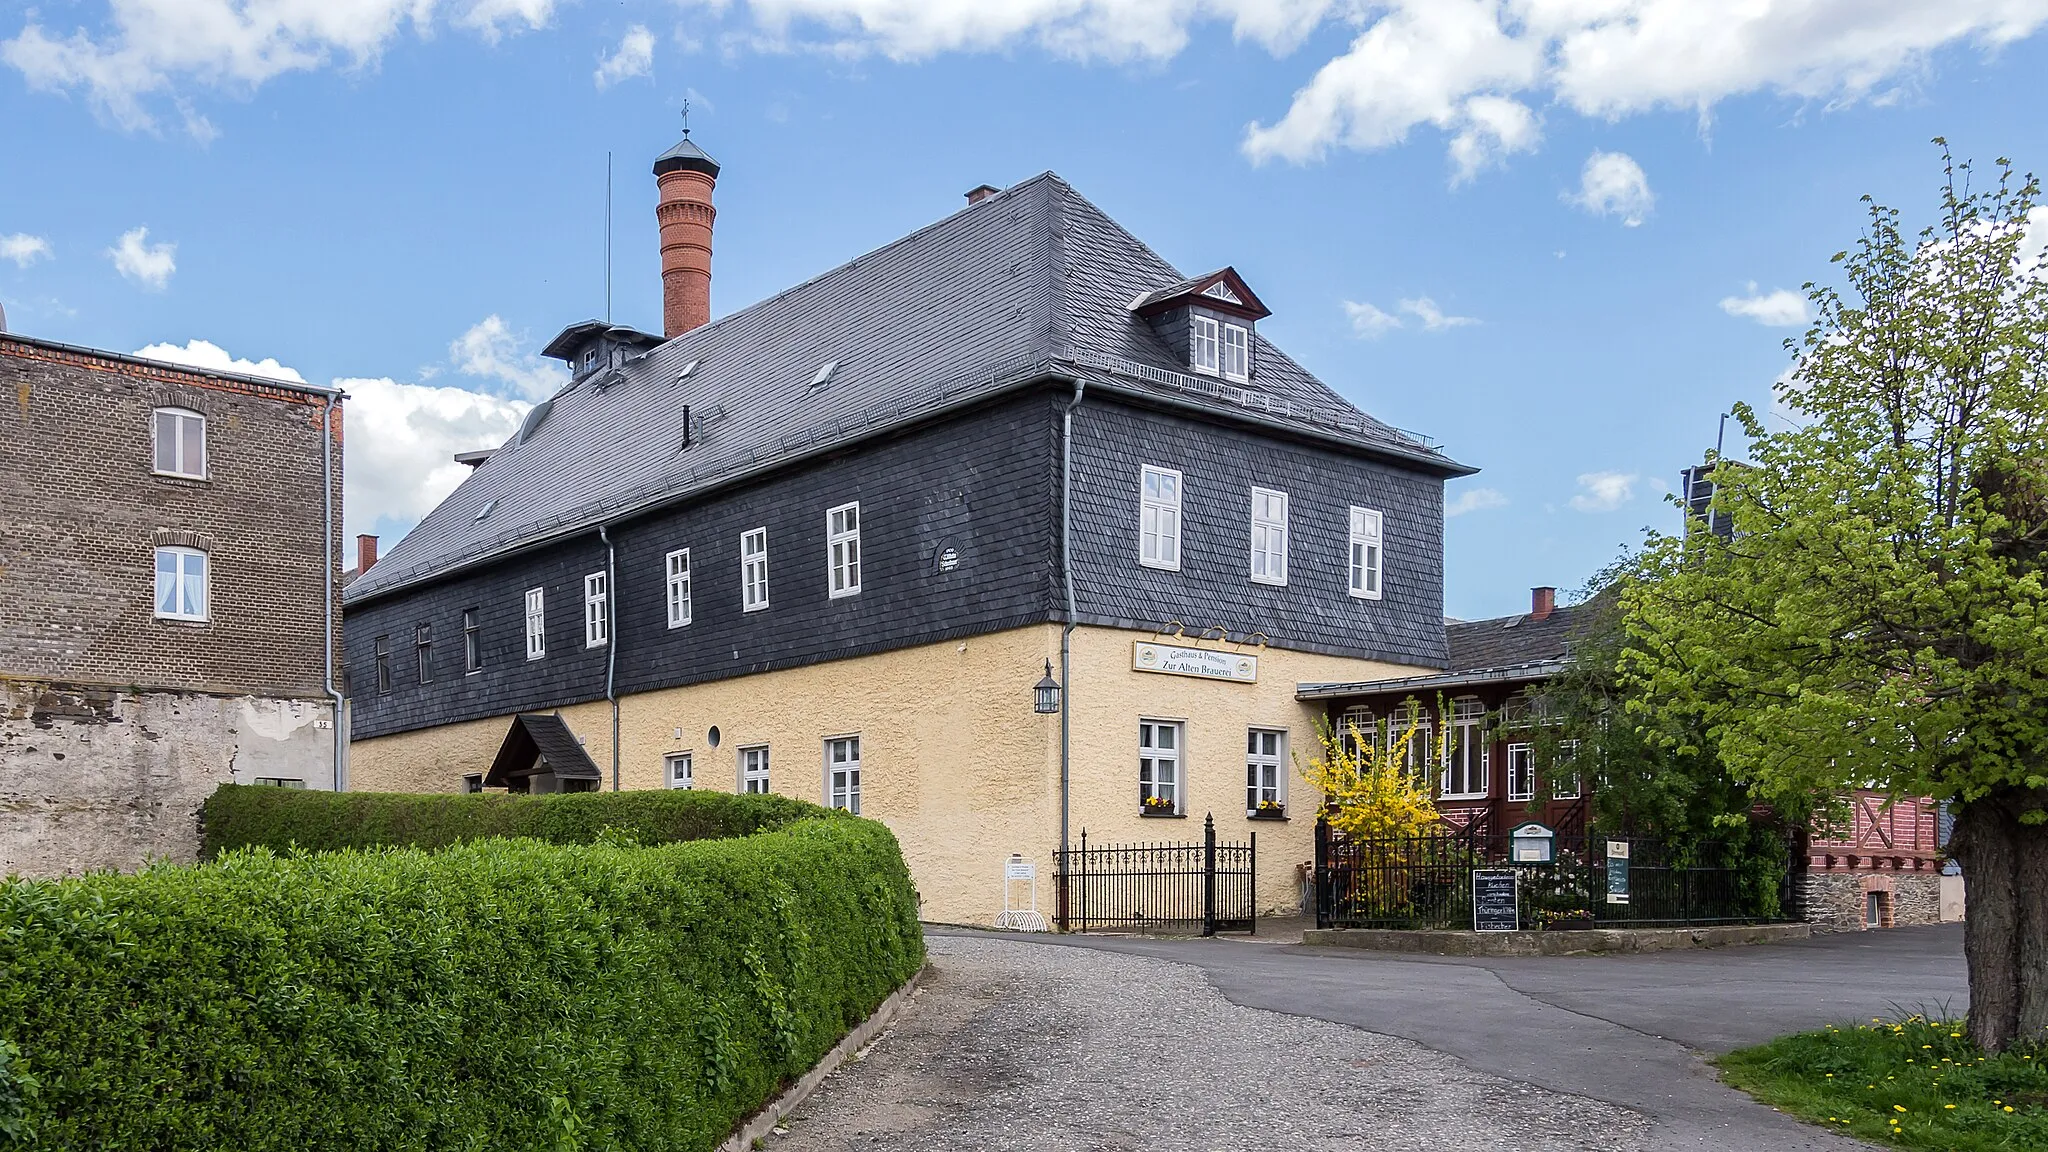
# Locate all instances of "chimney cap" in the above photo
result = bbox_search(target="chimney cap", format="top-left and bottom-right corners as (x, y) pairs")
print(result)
(653, 136), (720, 178)
(965, 183), (1002, 205)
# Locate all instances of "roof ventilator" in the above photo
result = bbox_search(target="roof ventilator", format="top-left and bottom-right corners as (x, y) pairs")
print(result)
(516, 398), (553, 445)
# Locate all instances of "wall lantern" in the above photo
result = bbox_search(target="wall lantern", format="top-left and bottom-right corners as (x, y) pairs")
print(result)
(1033, 659), (1062, 714)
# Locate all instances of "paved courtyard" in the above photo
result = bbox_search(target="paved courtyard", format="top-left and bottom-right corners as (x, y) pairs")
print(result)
(766, 925), (1966, 1152)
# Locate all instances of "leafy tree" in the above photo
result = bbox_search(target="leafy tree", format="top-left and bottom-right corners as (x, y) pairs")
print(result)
(1527, 569), (1801, 842)
(1622, 145), (2048, 1052)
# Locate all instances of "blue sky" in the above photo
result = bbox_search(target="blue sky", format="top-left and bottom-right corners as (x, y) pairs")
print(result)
(5, 1), (2047, 619)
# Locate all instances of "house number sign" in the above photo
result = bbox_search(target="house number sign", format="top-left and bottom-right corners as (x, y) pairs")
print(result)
(1132, 642), (1258, 684)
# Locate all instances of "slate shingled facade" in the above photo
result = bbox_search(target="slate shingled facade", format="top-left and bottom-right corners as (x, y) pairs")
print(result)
(342, 163), (1473, 923)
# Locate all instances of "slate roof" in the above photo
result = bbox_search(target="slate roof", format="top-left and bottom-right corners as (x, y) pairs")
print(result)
(1446, 600), (1598, 674)
(484, 713), (603, 787)
(1296, 594), (1610, 701)
(347, 172), (1471, 605)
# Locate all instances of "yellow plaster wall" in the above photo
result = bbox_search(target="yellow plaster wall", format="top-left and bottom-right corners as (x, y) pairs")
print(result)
(344, 623), (1429, 926)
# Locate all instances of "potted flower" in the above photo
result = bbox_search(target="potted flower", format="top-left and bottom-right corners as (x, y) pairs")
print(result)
(1140, 795), (1179, 817)
(1249, 799), (1287, 820)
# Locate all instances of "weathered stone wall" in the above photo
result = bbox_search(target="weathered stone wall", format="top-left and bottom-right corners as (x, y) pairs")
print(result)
(1, 679), (334, 877)
(1802, 871), (1947, 930)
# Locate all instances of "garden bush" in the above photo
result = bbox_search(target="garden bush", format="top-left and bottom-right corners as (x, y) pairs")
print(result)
(201, 783), (823, 857)
(0, 814), (924, 1151)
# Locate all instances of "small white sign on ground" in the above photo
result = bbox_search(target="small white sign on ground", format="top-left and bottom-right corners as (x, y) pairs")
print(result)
(994, 853), (1049, 932)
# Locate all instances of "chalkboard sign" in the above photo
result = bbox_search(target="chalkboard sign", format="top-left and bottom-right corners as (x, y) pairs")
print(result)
(1472, 869), (1519, 932)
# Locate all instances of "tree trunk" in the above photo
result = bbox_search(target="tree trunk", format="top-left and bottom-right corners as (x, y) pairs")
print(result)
(1952, 792), (2048, 1053)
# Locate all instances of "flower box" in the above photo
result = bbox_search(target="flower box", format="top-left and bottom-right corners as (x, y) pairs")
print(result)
(1139, 806), (1184, 818)
(1247, 807), (1288, 821)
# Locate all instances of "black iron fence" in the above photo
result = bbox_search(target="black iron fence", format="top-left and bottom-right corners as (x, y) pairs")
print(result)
(1314, 820), (1795, 931)
(1054, 815), (1255, 935)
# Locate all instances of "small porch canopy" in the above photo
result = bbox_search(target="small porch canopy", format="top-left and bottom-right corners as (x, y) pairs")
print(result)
(483, 713), (604, 791)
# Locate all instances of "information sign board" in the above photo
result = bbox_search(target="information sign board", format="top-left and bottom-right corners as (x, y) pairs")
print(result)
(1606, 839), (1631, 905)
(1472, 869), (1520, 932)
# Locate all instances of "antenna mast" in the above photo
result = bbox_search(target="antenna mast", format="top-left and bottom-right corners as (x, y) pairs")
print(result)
(604, 151), (614, 325)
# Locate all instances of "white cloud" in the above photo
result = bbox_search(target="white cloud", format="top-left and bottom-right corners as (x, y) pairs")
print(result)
(1720, 282), (1810, 326)
(449, 314), (567, 400)
(108, 226), (176, 288)
(1447, 487), (1508, 516)
(595, 25), (655, 88)
(1447, 94), (1541, 185)
(134, 337), (306, 381)
(1399, 296), (1478, 330)
(1569, 150), (1654, 227)
(340, 375), (529, 540)
(3, 0), (557, 134)
(1570, 470), (1640, 513)
(132, 337), (528, 542)
(1242, 2), (2048, 170)
(681, 0), (1337, 61)
(1344, 295), (1479, 336)
(1343, 299), (1403, 339)
(0, 234), (52, 268)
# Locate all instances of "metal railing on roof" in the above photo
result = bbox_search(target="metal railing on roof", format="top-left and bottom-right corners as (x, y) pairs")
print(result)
(1073, 353), (1443, 453)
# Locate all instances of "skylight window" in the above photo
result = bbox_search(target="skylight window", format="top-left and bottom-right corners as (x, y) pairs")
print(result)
(810, 360), (837, 389)
(677, 359), (699, 381)
(475, 499), (497, 522)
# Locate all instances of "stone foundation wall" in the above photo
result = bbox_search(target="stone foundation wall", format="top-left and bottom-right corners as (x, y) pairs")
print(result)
(1802, 871), (1946, 930)
(1, 679), (334, 877)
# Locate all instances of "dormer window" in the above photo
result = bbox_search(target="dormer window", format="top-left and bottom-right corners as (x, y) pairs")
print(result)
(1129, 267), (1272, 381)
(1221, 324), (1250, 382)
(1190, 316), (1220, 376)
(582, 348), (598, 371)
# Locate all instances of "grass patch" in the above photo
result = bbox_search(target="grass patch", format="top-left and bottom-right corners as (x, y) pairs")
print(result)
(1715, 1013), (2048, 1150)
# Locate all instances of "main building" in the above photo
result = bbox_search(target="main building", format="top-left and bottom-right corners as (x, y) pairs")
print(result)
(342, 136), (1472, 922)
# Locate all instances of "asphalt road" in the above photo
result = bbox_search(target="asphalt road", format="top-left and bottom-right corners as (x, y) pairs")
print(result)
(930, 923), (1968, 1151)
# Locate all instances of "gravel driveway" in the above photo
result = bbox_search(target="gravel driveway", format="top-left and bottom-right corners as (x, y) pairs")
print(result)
(766, 935), (1651, 1152)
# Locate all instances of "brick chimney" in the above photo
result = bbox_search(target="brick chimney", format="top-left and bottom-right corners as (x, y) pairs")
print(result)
(1530, 586), (1556, 621)
(356, 534), (379, 575)
(653, 132), (721, 338)
(965, 184), (1001, 206)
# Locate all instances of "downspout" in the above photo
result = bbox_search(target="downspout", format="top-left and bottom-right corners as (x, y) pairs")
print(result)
(321, 392), (347, 791)
(599, 524), (620, 791)
(1060, 379), (1086, 855)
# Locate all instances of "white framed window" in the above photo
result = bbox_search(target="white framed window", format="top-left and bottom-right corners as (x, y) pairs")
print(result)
(827, 502), (861, 598)
(665, 752), (694, 790)
(1555, 739), (1583, 799)
(665, 548), (693, 628)
(153, 546), (208, 621)
(524, 587), (546, 661)
(463, 608), (482, 673)
(1221, 323), (1250, 382)
(1507, 743), (1535, 802)
(826, 735), (861, 814)
(1246, 728), (1285, 813)
(152, 407), (206, 479)
(583, 572), (608, 648)
(1139, 465), (1183, 570)
(414, 622), (433, 684)
(1387, 712), (1433, 786)
(741, 527), (769, 612)
(1190, 315), (1220, 376)
(739, 745), (770, 794)
(1139, 719), (1183, 813)
(373, 636), (391, 694)
(1249, 487), (1289, 586)
(1338, 706), (1375, 757)
(1442, 697), (1489, 799)
(1348, 507), (1383, 600)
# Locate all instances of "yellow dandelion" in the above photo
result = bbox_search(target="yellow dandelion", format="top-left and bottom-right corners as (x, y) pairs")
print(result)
(1893, 1105), (1907, 1113)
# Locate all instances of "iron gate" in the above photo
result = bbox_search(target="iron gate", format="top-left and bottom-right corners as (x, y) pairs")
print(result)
(1054, 815), (1256, 935)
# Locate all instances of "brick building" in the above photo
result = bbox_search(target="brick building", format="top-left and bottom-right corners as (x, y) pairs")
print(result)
(0, 331), (345, 876)
(342, 135), (1475, 923)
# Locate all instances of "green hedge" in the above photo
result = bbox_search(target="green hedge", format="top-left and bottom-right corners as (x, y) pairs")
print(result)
(0, 816), (925, 1151)
(202, 784), (824, 858)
